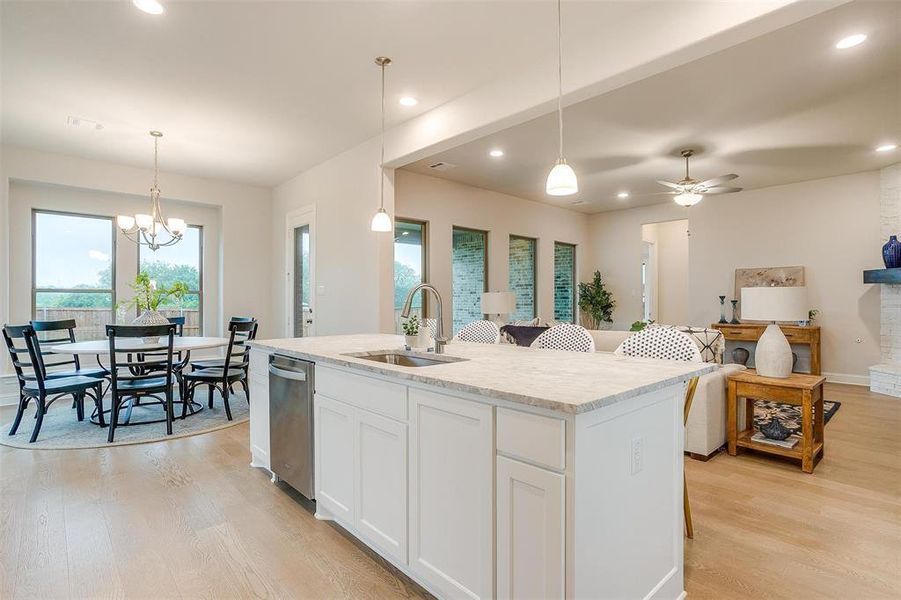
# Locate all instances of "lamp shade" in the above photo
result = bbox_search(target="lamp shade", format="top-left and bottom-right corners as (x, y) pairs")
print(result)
(481, 291), (516, 315)
(546, 159), (578, 196)
(741, 286), (808, 322)
(370, 208), (392, 232)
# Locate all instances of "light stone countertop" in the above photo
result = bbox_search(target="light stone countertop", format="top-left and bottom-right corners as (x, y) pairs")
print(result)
(250, 334), (717, 414)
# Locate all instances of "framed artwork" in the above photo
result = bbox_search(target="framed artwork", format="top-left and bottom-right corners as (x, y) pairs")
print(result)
(734, 266), (805, 321)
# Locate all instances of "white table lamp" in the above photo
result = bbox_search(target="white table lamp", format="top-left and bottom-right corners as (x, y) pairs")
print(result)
(741, 286), (808, 378)
(481, 291), (516, 325)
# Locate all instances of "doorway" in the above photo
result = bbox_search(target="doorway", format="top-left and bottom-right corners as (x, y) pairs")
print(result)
(640, 219), (688, 325)
(285, 207), (315, 337)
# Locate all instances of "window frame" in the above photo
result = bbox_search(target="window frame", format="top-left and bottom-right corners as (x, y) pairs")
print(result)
(31, 208), (118, 323)
(394, 217), (429, 314)
(553, 241), (578, 324)
(509, 234), (538, 320)
(136, 223), (204, 335)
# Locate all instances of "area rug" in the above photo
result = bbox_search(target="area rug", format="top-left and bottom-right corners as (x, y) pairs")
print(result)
(753, 400), (840, 435)
(0, 392), (248, 450)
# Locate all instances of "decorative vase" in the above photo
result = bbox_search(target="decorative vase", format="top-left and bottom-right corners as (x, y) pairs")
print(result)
(718, 296), (727, 324)
(729, 300), (740, 324)
(133, 309), (170, 343)
(731, 347), (750, 366)
(882, 235), (901, 268)
(755, 323), (793, 378)
(760, 415), (791, 441)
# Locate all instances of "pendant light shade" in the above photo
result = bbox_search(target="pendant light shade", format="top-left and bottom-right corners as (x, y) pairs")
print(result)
(371, 56), (393, 232)
(545, 0), (578, 197)
(370, 207), (392, 232)
(546, 158), (578, 196)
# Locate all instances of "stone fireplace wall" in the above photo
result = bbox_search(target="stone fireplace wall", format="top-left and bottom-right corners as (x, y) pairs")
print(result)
(870, 163), (901, 397)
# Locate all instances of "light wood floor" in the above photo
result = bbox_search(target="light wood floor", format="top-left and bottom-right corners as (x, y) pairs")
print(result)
(1, 383), (898, 599)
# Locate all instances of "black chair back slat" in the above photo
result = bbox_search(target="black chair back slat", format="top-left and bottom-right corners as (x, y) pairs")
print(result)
(223, 320), (257, 368)
(106, 324), (177, 391)
(31, 319), (83, 373)
(167, 316), (186, 337)
(3, 325), (48, 393)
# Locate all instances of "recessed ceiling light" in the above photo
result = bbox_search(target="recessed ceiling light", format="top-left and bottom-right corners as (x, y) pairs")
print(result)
(67, 116), (103, 130)
(617, 191), (629, 199)
(835, 33), (866, 49)
(876, 143), (897, 152)
(489, 149), (504, 158)
(399, 96), (418, 107)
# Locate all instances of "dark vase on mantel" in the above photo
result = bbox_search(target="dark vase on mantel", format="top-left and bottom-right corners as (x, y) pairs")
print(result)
(883, 235), (901, 269)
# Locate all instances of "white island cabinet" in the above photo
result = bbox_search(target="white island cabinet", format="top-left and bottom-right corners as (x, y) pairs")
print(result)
(248, 348), (270, 471)
(248, 334), (715, 600)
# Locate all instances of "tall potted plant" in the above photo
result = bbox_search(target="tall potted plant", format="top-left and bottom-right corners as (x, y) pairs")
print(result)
(578, 270), (615, 330)
(121, 272), (189, 341)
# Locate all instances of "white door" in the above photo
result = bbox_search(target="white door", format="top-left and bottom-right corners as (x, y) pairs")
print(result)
(285, 207), (315, 337)
(496, 456), (565, 600)
(409, 389), (494, 599)
(355, 410), (408, 565)
(314, 394), (355, 524)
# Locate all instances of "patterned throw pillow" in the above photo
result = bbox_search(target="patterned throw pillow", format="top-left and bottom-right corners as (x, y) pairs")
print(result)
(508, 317), (541, 326)
(648, 323), (724, 364)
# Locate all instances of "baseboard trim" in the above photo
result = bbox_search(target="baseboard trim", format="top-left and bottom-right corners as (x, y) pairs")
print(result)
(824, 372), (869, 386)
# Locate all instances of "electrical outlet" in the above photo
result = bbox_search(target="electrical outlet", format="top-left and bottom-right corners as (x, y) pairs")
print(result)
(630, 436), (644, 475)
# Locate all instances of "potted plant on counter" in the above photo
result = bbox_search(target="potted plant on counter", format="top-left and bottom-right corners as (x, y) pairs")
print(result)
(402, 314), (430, 350)
(120, 272), (189, 341)
(579, 270), (616, 330)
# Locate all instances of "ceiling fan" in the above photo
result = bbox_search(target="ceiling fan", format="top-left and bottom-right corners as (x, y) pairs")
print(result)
(657, 149), (742, 206)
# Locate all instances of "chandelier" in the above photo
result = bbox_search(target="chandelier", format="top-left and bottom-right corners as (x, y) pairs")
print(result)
(116, 130), (186, 251)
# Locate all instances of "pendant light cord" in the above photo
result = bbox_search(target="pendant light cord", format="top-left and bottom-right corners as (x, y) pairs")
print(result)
(556, 0), (564, 160)
(153, 135), (159, 191)
(379, 60), (386, 211)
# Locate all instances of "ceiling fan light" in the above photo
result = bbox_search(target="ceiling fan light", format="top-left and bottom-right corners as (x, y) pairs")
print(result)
(370, 208), (392, 232)
(674, 192), (702, 207)
(546, 159), (579, 196)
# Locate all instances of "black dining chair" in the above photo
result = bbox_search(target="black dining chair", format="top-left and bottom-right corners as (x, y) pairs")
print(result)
(30, 319), (108, 380)
(167, 316), (186, 336)
(183, 320), (255, 421)
(106, 323), (177, 443)
(190, 317), (257, 399)
(2, 324), (105, 443)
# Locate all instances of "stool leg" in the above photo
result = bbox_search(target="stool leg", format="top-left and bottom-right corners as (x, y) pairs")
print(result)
(684, 471), (694, 539)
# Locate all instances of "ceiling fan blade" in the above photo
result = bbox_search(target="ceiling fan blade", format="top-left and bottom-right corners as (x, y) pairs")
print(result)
(701, 186), (743, 195)
(697, 174), (739, 188)
(656, 180), (683, 189)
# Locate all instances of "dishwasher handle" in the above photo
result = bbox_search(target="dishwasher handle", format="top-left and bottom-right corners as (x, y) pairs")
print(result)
(269, 364), (308, 382)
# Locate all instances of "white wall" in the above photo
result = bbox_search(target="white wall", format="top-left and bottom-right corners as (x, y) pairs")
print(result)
(0, 146), (273, 340)
(588, 171), (882, 382)
(270, 137), (395, 338)
(395, 170), (589, 334)
(641, 220), (689, 326)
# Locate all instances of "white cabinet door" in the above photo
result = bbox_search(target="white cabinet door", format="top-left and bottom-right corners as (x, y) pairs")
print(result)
(409, 389), (494, 600)
(315, 394), (355, 524)
(248, 349), (270, 470)
(355, 410), (408, 565)
(496, 456), (565, 600)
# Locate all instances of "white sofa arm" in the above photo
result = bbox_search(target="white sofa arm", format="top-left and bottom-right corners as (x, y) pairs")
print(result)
(685, 364), (746, 458)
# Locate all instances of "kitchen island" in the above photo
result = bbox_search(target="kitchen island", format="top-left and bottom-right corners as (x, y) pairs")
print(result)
(247, 334), (714, 600)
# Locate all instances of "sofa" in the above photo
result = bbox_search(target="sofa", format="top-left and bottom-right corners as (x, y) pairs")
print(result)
(588, 329), (744, 459)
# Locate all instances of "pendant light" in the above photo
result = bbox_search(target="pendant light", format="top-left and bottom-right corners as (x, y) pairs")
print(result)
(545, 0), (578, 196)
(370, 56), (393, 232)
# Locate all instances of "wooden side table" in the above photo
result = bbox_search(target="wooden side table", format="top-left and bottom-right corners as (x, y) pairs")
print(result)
(727, 370), (827, 473)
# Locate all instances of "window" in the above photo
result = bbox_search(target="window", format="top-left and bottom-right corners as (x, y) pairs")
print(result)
(33, 210), (116, 340)
(554, 242), (577, 323)
(508, 235), (537, 321)
(138, 225), (203, 336)
(452, 226), (488, 333)
(394, 219), (428, 330)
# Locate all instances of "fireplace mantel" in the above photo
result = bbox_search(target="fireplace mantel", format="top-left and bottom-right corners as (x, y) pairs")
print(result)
(863, 268), (901, 284)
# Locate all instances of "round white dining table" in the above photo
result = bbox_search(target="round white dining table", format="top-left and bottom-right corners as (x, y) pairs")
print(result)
(49, 336), (230, 355)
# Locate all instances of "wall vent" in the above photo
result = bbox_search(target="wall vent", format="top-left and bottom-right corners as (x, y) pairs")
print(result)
(428, 161), (457, 171)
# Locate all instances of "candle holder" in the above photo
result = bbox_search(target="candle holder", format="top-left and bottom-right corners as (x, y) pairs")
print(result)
(718, 295), (727, 324)
(730, 299), (740, 324)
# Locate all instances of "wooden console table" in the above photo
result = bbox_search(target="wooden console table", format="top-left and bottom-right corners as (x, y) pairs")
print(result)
(712, 323), (821, 375)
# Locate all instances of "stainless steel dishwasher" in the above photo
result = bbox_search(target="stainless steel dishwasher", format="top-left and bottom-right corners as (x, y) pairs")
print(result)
(268, 354), (315, 500)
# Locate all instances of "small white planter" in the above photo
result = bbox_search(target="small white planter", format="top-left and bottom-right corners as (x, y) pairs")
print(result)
(405, 332), (431, 350)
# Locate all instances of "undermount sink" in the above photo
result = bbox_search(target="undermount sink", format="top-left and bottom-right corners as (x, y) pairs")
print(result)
(342, 350), (468, 368)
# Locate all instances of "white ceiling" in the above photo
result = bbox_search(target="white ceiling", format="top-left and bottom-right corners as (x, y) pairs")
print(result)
(1, 0), (655, 187)
(402, 1), (901, 213)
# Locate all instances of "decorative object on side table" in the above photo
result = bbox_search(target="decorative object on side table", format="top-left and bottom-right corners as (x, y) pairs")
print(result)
(578, 270), (615, 330)
(883, 234), (901, 268)
(759, 414), (792, 441)
(731, 347), (750, 366)
(718, 295), (728, 324)
(402, 314), (430, 350)
(740, 286), (808, 378)
(121, 272), (188, 342)
(729, 299), (740, 324)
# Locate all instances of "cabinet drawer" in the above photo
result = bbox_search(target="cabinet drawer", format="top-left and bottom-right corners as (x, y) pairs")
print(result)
(497, 408), (565, 471)
(716, 326), (759, 340)
(316, 365), (407, 421)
